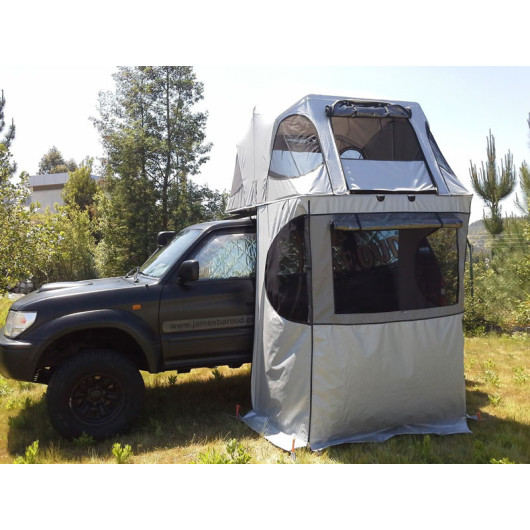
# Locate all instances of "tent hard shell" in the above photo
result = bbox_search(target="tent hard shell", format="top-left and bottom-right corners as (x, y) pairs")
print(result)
(229, 94), (472, 451)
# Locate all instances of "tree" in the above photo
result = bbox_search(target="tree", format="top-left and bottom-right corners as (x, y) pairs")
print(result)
(62, 159), (97, 212)
(516, 161), (530, 217)
(141, 66), (212, 230)
(0, 146), (35, 292)
(171, 181), (228, 232)
(92, 67), (216, 274)
(515, 114), (530, 216)
(469, 130), (516, 235)
(0, 93), (97, 292)
(31, 206), (96, 286)
(38, 146), (78, 174)
(0, 92), (37, 292)
(94, 168), (159, 277)
(0, 90), (16, 175)
(93, 67), (212, 226)
(464, 119), (530, 332)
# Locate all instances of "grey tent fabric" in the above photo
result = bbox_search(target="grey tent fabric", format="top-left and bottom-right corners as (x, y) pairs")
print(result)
(232, 94), (472, 451)
(226, 95), (469, 214)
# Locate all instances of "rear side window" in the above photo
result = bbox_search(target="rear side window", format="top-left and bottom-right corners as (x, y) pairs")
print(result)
(265, 216), (309, 323)
(331, 218), (459, 314)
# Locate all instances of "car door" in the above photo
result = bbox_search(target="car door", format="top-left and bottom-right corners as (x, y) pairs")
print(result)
(159, 227), (256, 368)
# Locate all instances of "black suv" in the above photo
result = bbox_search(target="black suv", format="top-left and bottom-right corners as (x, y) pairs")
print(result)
(0, 217), (257, 440)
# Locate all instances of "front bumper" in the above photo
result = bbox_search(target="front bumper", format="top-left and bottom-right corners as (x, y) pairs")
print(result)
(0, 327), (45, 382)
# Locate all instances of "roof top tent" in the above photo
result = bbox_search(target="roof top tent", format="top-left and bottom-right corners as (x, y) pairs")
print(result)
(227, 94), (472, 451)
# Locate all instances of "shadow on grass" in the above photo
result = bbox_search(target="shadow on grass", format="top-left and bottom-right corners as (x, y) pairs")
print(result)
(6, 370), (257, 462)
(131, 371), (257, 451)
(6, 373), (530, 463)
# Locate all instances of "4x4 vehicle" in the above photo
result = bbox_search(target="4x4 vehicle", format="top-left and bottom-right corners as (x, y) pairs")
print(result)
(0, 217), (257, 440)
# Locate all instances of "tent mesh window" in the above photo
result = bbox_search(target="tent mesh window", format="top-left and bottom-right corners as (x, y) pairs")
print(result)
(331, 116), (425, 163)
(426, 124), (457, 176)
(331, 217), (459, 314)
(269, 115), (323, 178)
(265, 216), (309, 323)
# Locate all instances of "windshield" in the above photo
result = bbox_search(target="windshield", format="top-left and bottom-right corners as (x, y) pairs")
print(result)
(140, 228), (202, 278)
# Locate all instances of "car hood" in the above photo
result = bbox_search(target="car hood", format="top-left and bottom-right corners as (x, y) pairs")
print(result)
(10, 277), (153, 311)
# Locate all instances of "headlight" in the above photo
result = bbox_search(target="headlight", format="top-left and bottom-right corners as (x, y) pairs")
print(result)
(4, 311), (37, 338)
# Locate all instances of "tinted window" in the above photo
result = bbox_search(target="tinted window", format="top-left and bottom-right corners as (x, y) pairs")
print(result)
(265, 216), (309, 323)
(269, 115), (323, 178)
(190, 231), (256, 280)
(331, 222), (458, 314)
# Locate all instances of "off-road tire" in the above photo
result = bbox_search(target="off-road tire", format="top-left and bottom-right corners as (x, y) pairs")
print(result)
(46, 349), (145, 440)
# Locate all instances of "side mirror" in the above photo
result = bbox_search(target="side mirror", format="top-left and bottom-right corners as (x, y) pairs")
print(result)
(178, 260), (199, 283)
(157, 231), (176, 247)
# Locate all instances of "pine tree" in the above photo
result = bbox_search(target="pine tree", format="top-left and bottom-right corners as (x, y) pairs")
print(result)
(469, 130), (516, 235)
(140, 66), (212, 230)
(515, 114), (530, 216)
(516, 161), (530, 216)
(92, 67), (215, 274)
(92, 68), (160, 273)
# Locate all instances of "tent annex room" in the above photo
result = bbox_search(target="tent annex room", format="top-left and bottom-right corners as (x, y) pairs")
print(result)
(227, 94), (472, 451)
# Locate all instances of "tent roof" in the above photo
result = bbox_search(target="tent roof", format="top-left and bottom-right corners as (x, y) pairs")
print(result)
(226, 94), (470, 213)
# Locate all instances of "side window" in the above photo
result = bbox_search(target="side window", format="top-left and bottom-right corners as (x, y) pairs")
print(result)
(269, 115), (323, 178)
(331, 220), (459, 314)
(265, 216), (309, 323)
(190, 231), (256, 280)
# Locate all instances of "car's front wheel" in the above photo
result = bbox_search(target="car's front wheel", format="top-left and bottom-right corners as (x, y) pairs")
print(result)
(46, 349), (145, 440)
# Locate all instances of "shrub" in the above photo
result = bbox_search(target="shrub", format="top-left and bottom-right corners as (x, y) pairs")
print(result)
(465, 218), (530, 333)
(14, 440), (39, 464)
(31, 206), (96, 287)
(112, 443), (133, 464)
(72, 432), (96, 447)
(0, 375), (12, 397)
(196, 438), (251, 464)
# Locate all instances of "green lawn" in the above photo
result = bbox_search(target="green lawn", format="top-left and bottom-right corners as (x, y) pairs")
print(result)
(0, 295), (528, 463)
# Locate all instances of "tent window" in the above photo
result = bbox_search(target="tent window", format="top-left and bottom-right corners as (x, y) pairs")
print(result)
(331, 116), (424, 163)
(426, 124), (456, 176)
(265, 216), (309, 323)
(331, 216), (459, 314)
(269, 115), (323, 178)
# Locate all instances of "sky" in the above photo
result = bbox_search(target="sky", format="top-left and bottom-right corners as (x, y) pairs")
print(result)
(1, 65), (529, 223)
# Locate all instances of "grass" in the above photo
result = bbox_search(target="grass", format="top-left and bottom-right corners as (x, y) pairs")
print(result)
(0, 295), (528, 463)
(0, 297), (12, 327)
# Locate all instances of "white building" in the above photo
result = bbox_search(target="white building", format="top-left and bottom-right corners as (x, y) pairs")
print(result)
(28, 173), (99, 211)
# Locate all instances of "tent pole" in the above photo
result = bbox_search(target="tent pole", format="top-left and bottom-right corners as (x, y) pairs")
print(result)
(307, 200), (315, 448)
